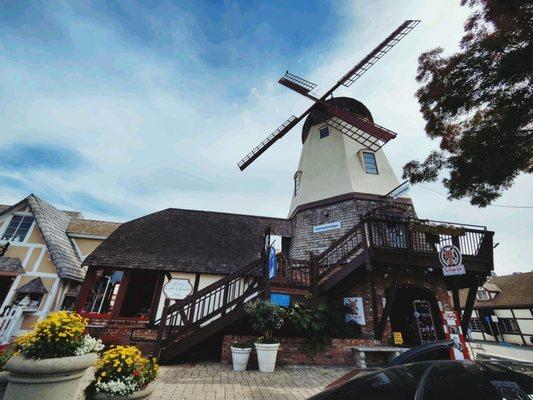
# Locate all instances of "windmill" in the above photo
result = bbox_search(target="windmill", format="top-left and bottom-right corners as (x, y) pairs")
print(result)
(237, 20), (420, 171)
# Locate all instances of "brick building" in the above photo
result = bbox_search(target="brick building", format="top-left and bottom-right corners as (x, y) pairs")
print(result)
(76, 98), (495, 365)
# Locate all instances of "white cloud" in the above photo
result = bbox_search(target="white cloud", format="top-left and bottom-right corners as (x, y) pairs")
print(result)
(0, 0), (530, 275)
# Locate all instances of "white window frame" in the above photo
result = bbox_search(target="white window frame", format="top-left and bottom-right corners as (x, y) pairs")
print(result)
(1, 213), (35, 243)
(476, 289), (490, 301)
(360, 151), (379, 175)
(319, 125), (329, 139)
(294, 171), (302, 196)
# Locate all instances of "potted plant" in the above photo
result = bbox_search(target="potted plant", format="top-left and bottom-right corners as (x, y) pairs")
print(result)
(244, 300), (286, 373)
(4, 311), (103, 400)
(85, 345), (159, 400)
(0, 345), (13, 400)
(230, 340), (253, 371)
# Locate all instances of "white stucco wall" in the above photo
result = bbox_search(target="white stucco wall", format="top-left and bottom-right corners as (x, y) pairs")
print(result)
(288, 121), (405, 216)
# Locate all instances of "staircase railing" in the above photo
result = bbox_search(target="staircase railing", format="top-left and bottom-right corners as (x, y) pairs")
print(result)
(271, 257), (312, 289)
(156, 258), (263, 348)
(316, 221), (366, 279)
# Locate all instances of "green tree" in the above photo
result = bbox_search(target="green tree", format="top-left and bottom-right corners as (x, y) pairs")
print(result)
(403, 0), (532, 206)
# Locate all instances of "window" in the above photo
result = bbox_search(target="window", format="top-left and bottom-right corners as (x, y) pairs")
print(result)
(499, 318), (520, 334)
(469, 318), (483, 332)
(362, 152), (378, 174)
(294, 171), (302, 196)
(1, 215), (34, 242)
(82, 270), (123, 315)
(319, 126), (329, 139)
(476, 290), (490, 301)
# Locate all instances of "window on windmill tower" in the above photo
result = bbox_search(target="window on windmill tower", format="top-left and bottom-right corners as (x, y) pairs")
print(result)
(361, 151), (378, 174)
(319, 126), (329, 139)
(294, 171), (302, 196)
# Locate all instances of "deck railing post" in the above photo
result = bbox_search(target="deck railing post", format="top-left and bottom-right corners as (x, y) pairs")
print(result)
(310, 252), (319, 296)
(156, 298), (170, 345)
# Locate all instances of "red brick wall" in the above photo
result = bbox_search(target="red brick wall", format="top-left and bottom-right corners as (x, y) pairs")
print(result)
(87, 317), (159, 357)
(222, 335), (384, 366)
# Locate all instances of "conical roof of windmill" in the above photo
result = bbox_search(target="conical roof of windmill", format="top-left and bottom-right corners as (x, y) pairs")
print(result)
(301, 97), (373, 143)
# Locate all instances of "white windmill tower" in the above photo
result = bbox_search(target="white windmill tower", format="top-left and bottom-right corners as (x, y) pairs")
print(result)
(237, 21), (419, 258)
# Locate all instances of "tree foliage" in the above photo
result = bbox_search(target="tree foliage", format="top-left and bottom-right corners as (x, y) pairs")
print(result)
(403, 0), (532, 206)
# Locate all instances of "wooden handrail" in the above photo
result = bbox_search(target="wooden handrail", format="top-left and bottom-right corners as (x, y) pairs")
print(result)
(163, 258), (262, 315)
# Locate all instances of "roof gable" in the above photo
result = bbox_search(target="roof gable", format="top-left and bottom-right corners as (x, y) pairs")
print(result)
(460, 271), (533, 308)
(0, 194), (84, 281)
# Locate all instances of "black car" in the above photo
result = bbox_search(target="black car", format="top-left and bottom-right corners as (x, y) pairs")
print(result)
(308, 360), (533, 400)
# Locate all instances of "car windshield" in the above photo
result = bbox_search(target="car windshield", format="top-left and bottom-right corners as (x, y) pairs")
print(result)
(309, 361), (533, 400)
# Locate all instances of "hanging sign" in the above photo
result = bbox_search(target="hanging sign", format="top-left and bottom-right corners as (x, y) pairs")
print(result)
(439, 245), (466, 276)
(313, 221), (341, 233)
(390, 181), (410, 199)
(163, 279), (193, 300)
(343, 297), (366, 325)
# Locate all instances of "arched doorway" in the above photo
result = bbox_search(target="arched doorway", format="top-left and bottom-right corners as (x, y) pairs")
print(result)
(389, 284), (443, 346)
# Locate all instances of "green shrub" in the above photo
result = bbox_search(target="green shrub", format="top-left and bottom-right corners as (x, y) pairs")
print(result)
(244, 300), (286, 343)
(0, 346), (13, 370)
(231, 340), (253, 349)
(288, 302), (331, 353)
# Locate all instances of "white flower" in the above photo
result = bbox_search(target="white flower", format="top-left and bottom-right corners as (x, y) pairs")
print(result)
(75, 335), (104, 356)
(96, 376), (138, 396)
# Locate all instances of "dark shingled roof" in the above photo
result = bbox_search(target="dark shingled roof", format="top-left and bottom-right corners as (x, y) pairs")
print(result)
(459, 271), (533, 309)
(84, 208), (293, 275)
(0, 256), (24, 274)
(15, 277), (48, 294)
(301, 97), (374, 143)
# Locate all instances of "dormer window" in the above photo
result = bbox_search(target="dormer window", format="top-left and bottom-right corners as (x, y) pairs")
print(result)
(319, 126), (329, 139)
(476, 289), (490, 301)
(361, 151), (378, 174)
(1, 215), (34, 242)
(294, 171), (302, 196)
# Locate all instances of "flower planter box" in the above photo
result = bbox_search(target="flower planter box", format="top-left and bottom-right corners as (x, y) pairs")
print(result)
(94, 382), (155, 400)
(231, 346), (252, 371)
(4, 352), (97, 400)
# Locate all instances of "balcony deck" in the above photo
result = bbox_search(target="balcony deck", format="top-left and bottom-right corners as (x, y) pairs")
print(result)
(365, 215), (494, 275)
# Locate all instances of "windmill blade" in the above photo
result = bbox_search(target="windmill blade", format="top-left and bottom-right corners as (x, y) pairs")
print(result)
(278, 71), (318, 96)
(238, 115), (303, 171)
(321, 101), (397, 151)
(337, 20), (420, 88)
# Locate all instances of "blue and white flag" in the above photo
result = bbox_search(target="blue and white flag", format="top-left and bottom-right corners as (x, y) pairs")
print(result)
(268, 245), (277, 280)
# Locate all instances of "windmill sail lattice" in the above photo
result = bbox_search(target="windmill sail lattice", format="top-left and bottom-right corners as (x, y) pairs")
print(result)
(338, 20), (420, 87)
(237, 20), (420, 171)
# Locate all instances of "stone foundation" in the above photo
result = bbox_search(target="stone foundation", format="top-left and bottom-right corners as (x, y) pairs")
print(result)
(222, 335), (385, 366)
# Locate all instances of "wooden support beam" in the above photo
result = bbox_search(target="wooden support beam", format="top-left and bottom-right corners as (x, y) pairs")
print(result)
(452, 283), (461, 314)
(375, 267), (402, 340)
(461, 282), (478, 334)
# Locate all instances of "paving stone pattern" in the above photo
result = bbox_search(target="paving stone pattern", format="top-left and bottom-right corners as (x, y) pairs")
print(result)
(79, 362), (351, 400)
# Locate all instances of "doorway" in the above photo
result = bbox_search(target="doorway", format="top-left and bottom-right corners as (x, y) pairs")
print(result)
(389, 284), (443, 346)
(0, 276), (15, 307)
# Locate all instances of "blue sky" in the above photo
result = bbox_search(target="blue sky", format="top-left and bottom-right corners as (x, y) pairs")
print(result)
(0, 0), (531, 274)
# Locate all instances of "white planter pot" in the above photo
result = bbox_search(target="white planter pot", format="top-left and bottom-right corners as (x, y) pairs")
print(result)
(94, 382), (155, 400)
(254, 342), (280, 373)
(4, 352), (97, 400)
(231, 346), (252, 372)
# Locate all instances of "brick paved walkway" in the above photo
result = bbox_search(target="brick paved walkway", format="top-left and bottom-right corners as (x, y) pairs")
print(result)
(79, 362), (351, 400)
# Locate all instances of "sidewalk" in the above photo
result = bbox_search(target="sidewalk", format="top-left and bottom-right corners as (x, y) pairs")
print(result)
(80, 362), (352, 400)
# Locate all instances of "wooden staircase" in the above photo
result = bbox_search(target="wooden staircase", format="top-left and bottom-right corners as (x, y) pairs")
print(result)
(156, 221), (368, 363)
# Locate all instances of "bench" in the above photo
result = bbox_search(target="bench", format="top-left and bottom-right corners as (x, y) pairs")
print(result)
(353, 346), (409, 369)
